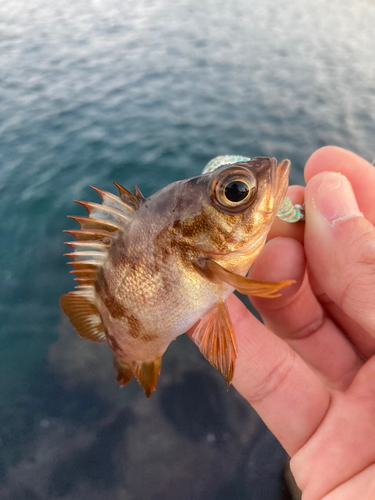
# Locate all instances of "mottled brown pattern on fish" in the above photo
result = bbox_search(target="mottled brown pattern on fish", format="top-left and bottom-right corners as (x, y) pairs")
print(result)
(169, 206), (248, 256)
(184, 217), (229, 250)
(107, 334), (123, 355)
(106, 234), (133, 269)
(172, 219), (182, 232)
(128, 314), (141, 338)
(142, 334), (158, 343)
(95, 270), (127, 319)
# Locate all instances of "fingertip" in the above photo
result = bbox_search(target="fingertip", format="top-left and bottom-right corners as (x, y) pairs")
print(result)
(305, 172), (362, 227)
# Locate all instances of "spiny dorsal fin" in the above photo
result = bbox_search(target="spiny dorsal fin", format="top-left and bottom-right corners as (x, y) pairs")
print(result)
(60, 293), (106, 342)
(113, 182), (144, 209)
(64, 182), (143, 287)
(133, 184), (145, 202)
(64, 229), (116, 242)
(67, 262), (97, 271)
(70, 269), (98, 279)
(74, 200), (132, 225)
(67, 216), (120, 233)
(133, 358), (162, 398)
(90, 186), (136, 213)
(192, 301), (237, 385)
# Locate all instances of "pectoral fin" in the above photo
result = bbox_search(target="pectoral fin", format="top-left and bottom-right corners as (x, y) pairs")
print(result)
(133, 358), (162, 398)
(192, 301), (237, 385)
(196, 259), (295, 298)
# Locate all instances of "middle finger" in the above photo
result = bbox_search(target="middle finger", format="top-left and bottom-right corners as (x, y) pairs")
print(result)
(248, 237), (363, 390)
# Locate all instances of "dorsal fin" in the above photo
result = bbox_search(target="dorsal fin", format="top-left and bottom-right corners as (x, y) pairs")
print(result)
(64, 229), (115, 242)
(90, 186), (136, 213)
(63, 182), (141, 286)
(133, 184), (145, 202)
(74, 200), (132, 225)
(113, 182), (142, 209)
(67, 216), (120, 233)
(62, 182), (143, 340)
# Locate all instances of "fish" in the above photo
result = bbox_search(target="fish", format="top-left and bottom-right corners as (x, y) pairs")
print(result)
(60, 157), (293, 397)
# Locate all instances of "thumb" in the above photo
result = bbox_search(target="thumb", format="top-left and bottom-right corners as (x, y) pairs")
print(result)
(304, 171), (375, 338)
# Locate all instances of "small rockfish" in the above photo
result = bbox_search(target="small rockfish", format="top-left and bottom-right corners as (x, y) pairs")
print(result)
(61, 157), (293, 397)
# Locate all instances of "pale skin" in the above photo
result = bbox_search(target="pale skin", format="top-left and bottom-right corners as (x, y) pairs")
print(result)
(193, 147), (375, 499)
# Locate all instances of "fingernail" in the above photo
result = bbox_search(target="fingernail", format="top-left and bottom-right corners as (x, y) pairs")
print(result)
(313, 172), (362, 223)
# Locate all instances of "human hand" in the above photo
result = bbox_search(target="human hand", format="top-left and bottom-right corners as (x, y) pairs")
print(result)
(226, 147), (375, 499)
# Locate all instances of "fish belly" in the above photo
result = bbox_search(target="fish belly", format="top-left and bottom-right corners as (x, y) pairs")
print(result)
(95, 263), (233, 364)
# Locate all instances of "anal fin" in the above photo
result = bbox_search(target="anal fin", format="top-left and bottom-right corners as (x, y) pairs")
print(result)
(193, 301), (237, 385)
(114, 357), (134, 387)
(133, 358), (162, 398)
(60, 293), (106, 342)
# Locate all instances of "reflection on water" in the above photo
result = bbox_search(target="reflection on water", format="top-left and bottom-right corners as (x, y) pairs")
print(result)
(0, 0), (374, 497)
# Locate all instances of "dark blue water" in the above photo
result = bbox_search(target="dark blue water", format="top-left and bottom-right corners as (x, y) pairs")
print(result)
(1, 0), (374, 498)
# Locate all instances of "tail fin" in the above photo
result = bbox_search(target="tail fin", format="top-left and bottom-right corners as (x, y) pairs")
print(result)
(134, 358), (162, 398)
(114, 357), (162, 398)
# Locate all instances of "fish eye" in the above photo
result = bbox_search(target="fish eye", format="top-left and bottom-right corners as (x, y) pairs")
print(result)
(211, 166), (257, 213)
(224, 181), (249, 202)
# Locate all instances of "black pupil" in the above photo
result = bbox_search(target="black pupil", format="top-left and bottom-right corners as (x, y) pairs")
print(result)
(225, 181), (249, 202)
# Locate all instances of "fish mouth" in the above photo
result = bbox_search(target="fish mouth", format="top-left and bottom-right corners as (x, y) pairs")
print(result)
(270, 157), (291, 210)
(274, 158), (291, 185)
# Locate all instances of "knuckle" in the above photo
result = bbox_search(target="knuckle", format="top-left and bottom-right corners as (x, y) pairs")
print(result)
(337, 228), (375, 310)
(247, 348), (297, 404)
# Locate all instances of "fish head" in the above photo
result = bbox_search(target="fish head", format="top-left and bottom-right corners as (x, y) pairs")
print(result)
(166, 157), (290, 256)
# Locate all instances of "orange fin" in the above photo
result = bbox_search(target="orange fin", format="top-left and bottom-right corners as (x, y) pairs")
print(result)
(192, 301), (237, 385)
(133, 184), (145, 202)
(133, 358), (162, 398)
(63, 182), (145, 294)
(67, 215), (120, 233)
(113, 182), (145, 209)
(63, 229), (115, 242)
(114, 358), (134, 387)
(196, 259), (295, 298)
(60, 293), (106, 342)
